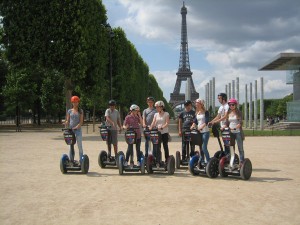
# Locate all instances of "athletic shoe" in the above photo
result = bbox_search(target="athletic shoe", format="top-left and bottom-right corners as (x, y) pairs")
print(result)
(137, 161), (140, 167)
(124, 161), (128, 167)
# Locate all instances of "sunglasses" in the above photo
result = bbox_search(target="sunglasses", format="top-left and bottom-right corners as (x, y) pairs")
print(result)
(229, 104), (236, 106)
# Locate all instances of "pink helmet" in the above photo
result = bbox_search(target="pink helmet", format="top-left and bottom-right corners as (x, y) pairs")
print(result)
(228, 98), (238, 105)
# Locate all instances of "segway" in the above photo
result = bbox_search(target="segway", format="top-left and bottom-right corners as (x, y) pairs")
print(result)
(118, 127), (145, 175)
(176, 128), (197, 169)
(188, 129), (219, 178)
(217, 127), (252, 180)
(60, 128), (89, 174)
(146, 128), (175, 175)
(98, 123), (124, 168)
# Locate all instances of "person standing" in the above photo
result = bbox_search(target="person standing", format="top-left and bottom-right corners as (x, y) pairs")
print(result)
(191, 99), (210, 164)
(105, 100), (122, 159)
(209, 93), (229, 128)
(123, 104), (143, 166)
(225, 98), (245, 167)
(178, 100), (195, 160)
(149, 101), (170, 163)
(65, 96), (84, 165)
(142, 96), (157, 158)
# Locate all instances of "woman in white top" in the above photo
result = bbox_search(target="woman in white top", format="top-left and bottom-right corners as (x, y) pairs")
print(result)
(225, 98), (245, 165)
(191, 99), (210, 163)
(149, 100), (170, 162)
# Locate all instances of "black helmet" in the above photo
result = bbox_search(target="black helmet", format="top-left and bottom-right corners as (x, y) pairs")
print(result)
(184, 100), (192, 106)
(147, 96), (155, 102)
(108, 100), (116, 106)
(218, 93), (227, 101)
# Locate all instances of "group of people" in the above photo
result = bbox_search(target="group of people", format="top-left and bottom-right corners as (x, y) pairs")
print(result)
(65, 93), (245, 168)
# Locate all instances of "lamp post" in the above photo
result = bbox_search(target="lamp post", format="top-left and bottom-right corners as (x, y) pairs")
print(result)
(105, 23), (115, 100)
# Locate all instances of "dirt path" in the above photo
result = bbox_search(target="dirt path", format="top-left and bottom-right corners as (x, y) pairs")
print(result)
(0, 128), (299, 225)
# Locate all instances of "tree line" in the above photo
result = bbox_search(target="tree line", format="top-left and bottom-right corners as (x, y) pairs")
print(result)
(0, 0), (173, 125)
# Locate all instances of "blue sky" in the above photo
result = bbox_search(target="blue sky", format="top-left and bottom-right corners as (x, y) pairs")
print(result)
(102, 0), (300, 103)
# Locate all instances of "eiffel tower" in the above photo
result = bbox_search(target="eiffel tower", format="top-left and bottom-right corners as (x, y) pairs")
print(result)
(169, 2), (199, 107)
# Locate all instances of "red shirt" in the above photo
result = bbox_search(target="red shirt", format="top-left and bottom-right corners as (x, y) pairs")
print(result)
(124, 114), (141, 139)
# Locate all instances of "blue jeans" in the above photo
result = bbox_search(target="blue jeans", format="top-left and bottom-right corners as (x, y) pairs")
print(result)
(200, 131), (210, 162)
(145, 138), (150, 158)
(69, 128), (83, 163)
(230, 132), (245, 162)
(126, 138), (141, 163)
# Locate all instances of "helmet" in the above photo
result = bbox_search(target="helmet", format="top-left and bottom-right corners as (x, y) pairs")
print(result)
(228, 98), (238, 105)
(184, 100), (192, 106)
(147, 96), (155, 102)
(155, 100), (165, 107)
(108, 100), (116, 106)
(130, 104), (140, 111)
(218, 93), (227, 101)
(71, 96), (80, 103)
(195, 98), (205, 105)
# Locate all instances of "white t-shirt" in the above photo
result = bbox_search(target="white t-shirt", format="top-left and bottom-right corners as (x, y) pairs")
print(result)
(196, 113), (209, 133)
(218, 103), (229, 127)
(153, 111), (169, 134)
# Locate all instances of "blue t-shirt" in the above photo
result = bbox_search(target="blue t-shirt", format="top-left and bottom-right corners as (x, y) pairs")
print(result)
(68, 109), (83, 129)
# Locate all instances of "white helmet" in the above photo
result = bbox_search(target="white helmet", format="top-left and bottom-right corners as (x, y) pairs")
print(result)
(130, 104), (140, 111)
(155, 100), (164, 107)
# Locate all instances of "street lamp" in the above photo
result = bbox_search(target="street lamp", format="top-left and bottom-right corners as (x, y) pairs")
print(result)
(105, 23), (115, 100)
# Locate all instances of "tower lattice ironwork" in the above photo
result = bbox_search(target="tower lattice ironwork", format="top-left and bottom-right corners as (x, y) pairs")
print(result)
(170, 2), (199, 107)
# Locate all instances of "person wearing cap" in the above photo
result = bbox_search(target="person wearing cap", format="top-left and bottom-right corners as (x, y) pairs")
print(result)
(208, 93), (229, 129)
(225, 98), (245, 167)
(178, 100), (196, 160)
(142, 97), (157, 158)
(123, 104), (143, 166)
(105, 100), (122, 159)
(191, 99), (210, 164)
(149, 100), (170, 163)
(65, 96), (84, 165)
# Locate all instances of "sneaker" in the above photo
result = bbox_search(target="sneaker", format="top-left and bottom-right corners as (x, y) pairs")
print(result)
(137, 161), (141, 167)
(156, 163), (160, 168)
(124, 161), (128, 167)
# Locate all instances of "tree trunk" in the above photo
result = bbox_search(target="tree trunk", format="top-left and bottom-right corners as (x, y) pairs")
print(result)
(65, 79), (73, 117)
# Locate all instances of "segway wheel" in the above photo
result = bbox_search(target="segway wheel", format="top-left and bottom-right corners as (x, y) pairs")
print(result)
(116, 151), (125, 168)
(118, 155), (124, 175)
(206, 157), (219, 178)
(240, 158), (252, 180)
(81, 155), (89, 174)
(167, 155), (175, 175)
(146, 155), (154, 174)
(188, 155), (199, 176)
(218, 157), (228, 177)
(98, 150), (107, 168)
(140, 157), (145, 175)
(214, 150), (224, 160)
(176, 151), (181, 169)
(60, 154), (69, 174)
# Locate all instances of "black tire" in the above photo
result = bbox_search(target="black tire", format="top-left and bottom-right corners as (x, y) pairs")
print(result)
(146, 155), (154, 174)
(60, 154), (69, 174)
(176, 151), (181, 169)
(81, 155), (89, 174)
(206, 157), (219, 178)
(218, 157), (228, 177)
(98, 150), (107, 168)
(141, 157), (145, 175)
(240, 158), (252, 180)
(118, 155), (124, 175)
(116, 151), (124, 168)
(167, 155), (175, 175)
(214, 150), (224, 160)
(188, 155), (199, 176)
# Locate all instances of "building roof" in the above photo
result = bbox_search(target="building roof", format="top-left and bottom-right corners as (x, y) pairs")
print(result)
(258, 53), (300, 71)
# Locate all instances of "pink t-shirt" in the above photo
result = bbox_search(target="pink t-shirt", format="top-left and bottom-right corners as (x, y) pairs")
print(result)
(124, 114), (141, 139)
